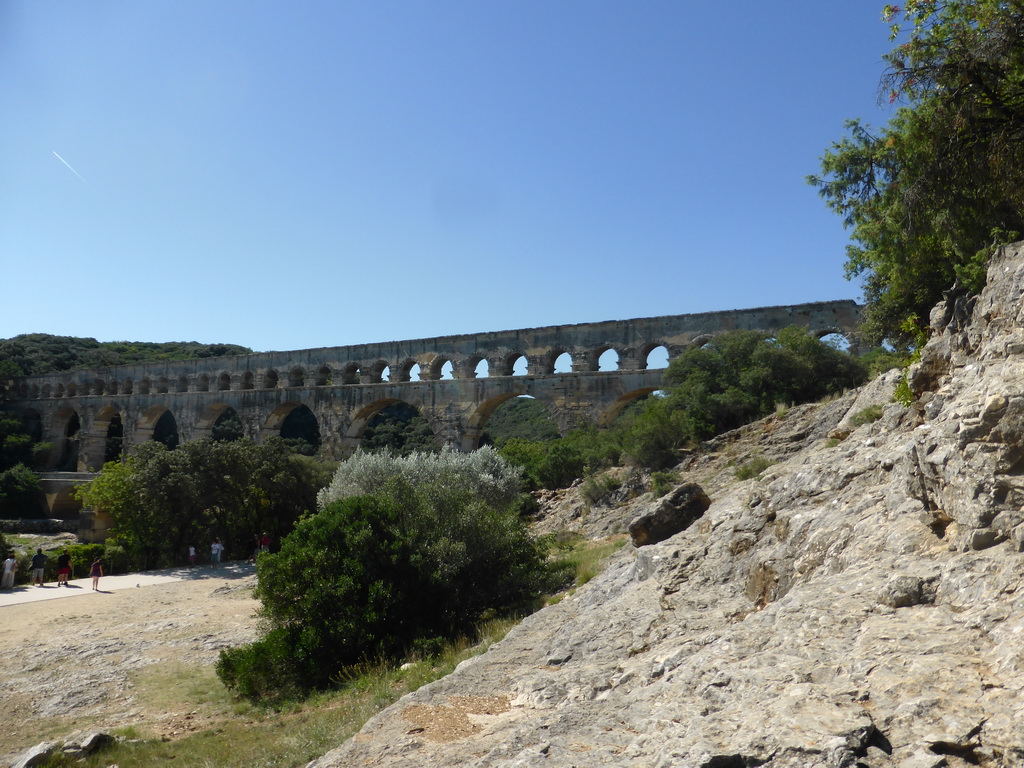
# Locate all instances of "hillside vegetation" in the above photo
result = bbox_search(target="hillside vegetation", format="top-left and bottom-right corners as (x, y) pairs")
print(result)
(0, 333), (252, 378)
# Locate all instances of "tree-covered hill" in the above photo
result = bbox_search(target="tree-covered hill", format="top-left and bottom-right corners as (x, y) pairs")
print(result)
(0, 334), (253, 378)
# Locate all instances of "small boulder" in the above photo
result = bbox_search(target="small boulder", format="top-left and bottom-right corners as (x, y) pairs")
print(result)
(628, 482), (710, 547)
(10, 741), (59, 768)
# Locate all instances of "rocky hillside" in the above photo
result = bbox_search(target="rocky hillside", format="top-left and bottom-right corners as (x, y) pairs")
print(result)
(308, 242), (1024, 768)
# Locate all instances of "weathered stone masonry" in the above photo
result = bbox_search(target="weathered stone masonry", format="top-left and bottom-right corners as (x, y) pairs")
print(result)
(8, 301), (862, 479)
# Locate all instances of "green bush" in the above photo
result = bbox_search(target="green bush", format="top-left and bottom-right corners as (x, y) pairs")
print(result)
(650, 471), (678, 499)
(498, 427), (621, 491)
(0, 463), (42, 517)
(734, 455), (774, 481)
(848, 405), (885, 428)
(221, 449), (552, 702)
(580, 473), (622, 505)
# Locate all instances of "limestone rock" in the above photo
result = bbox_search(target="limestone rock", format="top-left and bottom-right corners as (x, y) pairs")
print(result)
(9, 742), (58, 768)
(307, 241), (1024, 768)
(628, 481), (711, 547)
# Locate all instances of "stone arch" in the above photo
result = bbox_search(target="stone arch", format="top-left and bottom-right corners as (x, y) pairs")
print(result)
(289, 367), (305, 387)
(139, 379), (151, 395)
(241, 371), (255, 390)
(262, 401), (321, 454)
(365, 360), (389, 384)
(105, 380), (118, 396)
(597, 346), (620, 371)
(156, 377), (169, 394)
(315, 366), (332, 386)
(641, 343), (670, 370)
(195, 402), (244, 441)
(553, 351), (573, 374)
(87, 405), (123, 467)
(137, 405), (180, 449)
(217, 372), (232, 391)
(264, 370), (279, 389)
(534, 349), (566, 376)
(176, 376), (189, 393)
(493, 352), (526, 377)
(197, 374), (211, 392)
(473, 357), (489, 378)
(120, 379), (134, 395)
(395, 360), (419, 385)
(344, 398), (434, 445)
(65, 382), (77, 397)
(92, 379), (105, 396)
(341, 363), (360, 385)
(360, 400), (437, 452)
(597, 387), (661, 427)
(42, 384), (51, 399)
(815, 327), (855, 352)
(53, 407), (81, 471)
(461, 391), (560, 451)
(55, 383), (65, 398)
(423, 357), (451, 381)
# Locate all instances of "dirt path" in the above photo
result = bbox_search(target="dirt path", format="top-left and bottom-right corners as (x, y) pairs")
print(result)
(0, 563), (260, 762)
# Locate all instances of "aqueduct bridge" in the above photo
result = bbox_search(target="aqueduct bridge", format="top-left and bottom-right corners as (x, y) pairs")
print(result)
(8, 301), (862, 478)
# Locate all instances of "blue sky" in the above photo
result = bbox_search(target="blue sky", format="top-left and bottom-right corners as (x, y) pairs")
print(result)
(1, 1), (895, 353)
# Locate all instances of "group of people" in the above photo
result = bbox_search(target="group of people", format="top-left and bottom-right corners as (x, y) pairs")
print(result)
(1, 532), (271, 593)
(1, 548), (103, 590)
(187, 533), (268, 566)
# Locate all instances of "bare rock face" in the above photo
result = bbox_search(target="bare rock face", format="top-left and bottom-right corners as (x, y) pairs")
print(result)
(308, 242), (1024, 768)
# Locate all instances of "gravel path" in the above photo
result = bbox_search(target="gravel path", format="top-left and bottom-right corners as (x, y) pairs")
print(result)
(0, 562), (259, 762)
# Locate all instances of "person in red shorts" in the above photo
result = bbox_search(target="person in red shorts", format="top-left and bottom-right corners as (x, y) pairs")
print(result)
(56, 550), (72, 586)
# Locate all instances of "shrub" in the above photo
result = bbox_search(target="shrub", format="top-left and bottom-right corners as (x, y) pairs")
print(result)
(580, 473), (622, 505)
(848, 404), (885, 428)
(498, 427), (621, 491)
(222, 449), (551, 701)
(650, 471), (678, 498)
(734, 455), (774, 481)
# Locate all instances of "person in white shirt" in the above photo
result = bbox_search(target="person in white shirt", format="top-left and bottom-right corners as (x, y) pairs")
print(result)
(3, 554), (19, 589)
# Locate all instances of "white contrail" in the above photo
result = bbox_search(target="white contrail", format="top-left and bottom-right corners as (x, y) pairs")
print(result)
(53, 151), (87, 183)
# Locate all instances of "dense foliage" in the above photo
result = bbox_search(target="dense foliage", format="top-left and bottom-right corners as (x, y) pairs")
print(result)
(483, 397), (561, 445)
(360, 402), (438, 455)
(500, 427), (622, 490)
(810, 1), (1024, 346)
(219, 448), (551, 701)
(498, 327), (867, 478)
(76, 438), (332, 569)
(0, 333), (252, 377)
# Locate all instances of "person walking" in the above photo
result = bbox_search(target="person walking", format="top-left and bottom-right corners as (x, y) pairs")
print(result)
(90, 557), (103, 591)
(30, 548), (47, 586)
(1, 553), (17, 590)
(56, 550), (72, 586)
(211, 537), (224, 565)
(188, 545), (196, 566)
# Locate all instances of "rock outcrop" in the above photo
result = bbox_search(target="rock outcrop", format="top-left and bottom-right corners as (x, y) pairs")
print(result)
(309, 242), (1024, 768)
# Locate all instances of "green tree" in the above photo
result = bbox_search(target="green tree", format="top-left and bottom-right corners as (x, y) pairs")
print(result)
(0, 463), (43, 517)
(76, 438), (329, 569)
(810, 1), (1024, 347)
(361, 402), (438, 455)
(618, 328), (866, 469)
